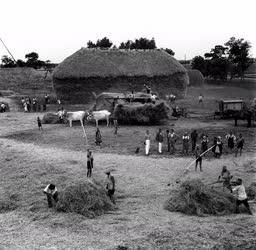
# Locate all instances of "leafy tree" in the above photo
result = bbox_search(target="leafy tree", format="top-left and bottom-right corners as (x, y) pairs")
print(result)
(1, 55), (16, 68)
(16, 59), (26, 67)
(165, 48), (175, 56)
(119, 38), (156, 50)
(96, 37), (113, 48)
(87, 37), (113, 49)
(25, 52), (45, 68)
(191, 56), (207, 75)
(225, 37), (253, 79)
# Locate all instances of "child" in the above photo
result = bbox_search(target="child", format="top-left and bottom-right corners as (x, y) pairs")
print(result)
(37, 117), (42, 130)
(105, 170), (116, 204)
(195, 145), (202, 171)
(43, 184), (58, 208)
(235, 133), (244, 157)
(87, 150), (93, 177)
(113, 119), (118, 135)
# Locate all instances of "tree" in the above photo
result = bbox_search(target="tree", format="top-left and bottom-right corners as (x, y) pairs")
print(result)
(119, 38), (156, 50)
(16, 59), (26, 67)
(1, 55), (16, 68)
(191, 56), (207, 75)
(165, 48), (175, 56)
(225, 37), (253, 79)
(87, 37), (113, 49)
(25, 52), (45, 68)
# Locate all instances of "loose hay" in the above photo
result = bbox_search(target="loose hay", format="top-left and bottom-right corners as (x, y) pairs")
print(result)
(0, 193), (18, 213)
(164, 179), (236, 216)
(113, 101), (170, 124)
(42, 112), (61, 124)
(246, 182), (256, 201)
(56, 180), (115, 217)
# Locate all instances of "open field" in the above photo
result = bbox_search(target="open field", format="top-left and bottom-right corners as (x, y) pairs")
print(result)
(0, 82), (256, 249)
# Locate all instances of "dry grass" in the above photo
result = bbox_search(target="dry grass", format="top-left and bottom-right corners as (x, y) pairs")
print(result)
(187, 69), (204, 86)
(56, 180), (115, 217)
(164, 179), (236, 216)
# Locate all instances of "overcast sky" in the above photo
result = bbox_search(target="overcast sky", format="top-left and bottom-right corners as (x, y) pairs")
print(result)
(1, 0), (255, 63)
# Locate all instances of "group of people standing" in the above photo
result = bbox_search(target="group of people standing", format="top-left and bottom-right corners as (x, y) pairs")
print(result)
(145, 129), (245, 158)
(21, 93), (50, 112)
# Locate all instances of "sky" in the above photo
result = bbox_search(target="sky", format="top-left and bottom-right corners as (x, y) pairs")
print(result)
(1, 0), (255, 63)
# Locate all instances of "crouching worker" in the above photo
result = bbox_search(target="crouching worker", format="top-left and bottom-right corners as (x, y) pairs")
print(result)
(105, 171), (116, 204)
(232, 178), (253, 215)
(43, 184), (58, 208)
(218, 166), (233, 192)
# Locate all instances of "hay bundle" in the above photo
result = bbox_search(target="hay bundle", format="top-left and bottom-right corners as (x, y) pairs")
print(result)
(0, 101), (10, 112)
(56, 181), (115, 217)
(187, 69), (204, 86)
(164, 179), (236, 216)
(42, 112), (60, 124)
(113, 101), (170, 125)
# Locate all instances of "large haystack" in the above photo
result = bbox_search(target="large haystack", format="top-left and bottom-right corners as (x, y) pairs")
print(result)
(187, 69), (204, 86)
(53, 48), (188, 104)
(56, 180), (115, 217)
(0, 67), (54, 96)
(164, 179), (236, 216)
(113, 101), (170, 124)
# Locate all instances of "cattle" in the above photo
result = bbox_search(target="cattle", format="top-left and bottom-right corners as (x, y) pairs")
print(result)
(59, 110), (86, 127)
(87, 110), (111, 127)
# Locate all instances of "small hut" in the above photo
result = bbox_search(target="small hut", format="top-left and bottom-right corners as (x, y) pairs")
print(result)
(187, 69), (204, 86)
(53, 48), (189, 104)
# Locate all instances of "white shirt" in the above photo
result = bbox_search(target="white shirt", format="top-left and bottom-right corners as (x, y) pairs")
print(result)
(44, 184), (57, 195)
(233, 184), (247, 200)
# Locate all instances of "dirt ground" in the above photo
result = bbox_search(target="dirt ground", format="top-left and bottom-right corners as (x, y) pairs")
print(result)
(0, 84), (256, 249)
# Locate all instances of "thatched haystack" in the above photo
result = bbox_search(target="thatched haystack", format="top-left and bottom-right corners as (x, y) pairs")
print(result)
(0, 67), (54, 96)
(187, 69), (204, 86)
(164, 179), (236, 216)
(56, 181), (115, 217)
(42, 112), (61, 124)
(53, 48), (188, 104)
(113, 101), (170, 124)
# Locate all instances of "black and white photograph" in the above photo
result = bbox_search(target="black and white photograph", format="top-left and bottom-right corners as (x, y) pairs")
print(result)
(0, 0), (255, 249)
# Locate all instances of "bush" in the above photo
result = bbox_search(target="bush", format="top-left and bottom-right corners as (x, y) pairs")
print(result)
(164, 179), (236, 216)
(42, 112), (61, 124)
(113, 101), (170, 125)
(56, 180), (115, 217)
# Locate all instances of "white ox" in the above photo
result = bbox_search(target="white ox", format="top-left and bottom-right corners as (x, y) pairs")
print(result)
(58, 110), (86, 127)
(87, 110), (111, 127)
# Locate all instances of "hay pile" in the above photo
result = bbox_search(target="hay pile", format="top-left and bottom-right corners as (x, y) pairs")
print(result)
(0, 101), (10, 112)
(164, 179), (236, 216)
(187, 69), (204, 86)
(56, 181), (115, 217)
(113, 101), (170, 124)
(42, 112), (61, 124)
(0, 193), (18, 213)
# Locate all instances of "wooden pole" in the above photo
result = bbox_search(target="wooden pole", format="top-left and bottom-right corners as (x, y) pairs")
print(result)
(0, 38), (17, 63)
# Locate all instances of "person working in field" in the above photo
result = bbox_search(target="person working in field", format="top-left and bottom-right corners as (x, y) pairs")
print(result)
(145, 130), (151, 156)
(190, 130), (198, 152)
(235, 133), (244, 157)
(213, 136), (223, 158)
(37, 117), (42, 130)
(226, 131), (236, 153)
(182, 132), (190, 155)
(195, 145), (202, 171)
(43, 184), (58, 208)
(201, 135), (209, 156)
(218, 166), (233, 192)
(144, 84), (151, 94)
(95, 128), (102, 146)
(232, 178), (253, 215)
(169, 129), (178, 154)
(87, 149), (93, 177)
(105, 170), (116, 204)
(113, 118), (118, 135)
(198, 93), (203, 104)
(155, 128), (164, 154)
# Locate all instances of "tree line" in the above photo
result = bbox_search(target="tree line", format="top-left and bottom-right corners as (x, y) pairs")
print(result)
(191, 37), (254, 80)
(1, 52), (55, 70)
(87, 37), (175, 56)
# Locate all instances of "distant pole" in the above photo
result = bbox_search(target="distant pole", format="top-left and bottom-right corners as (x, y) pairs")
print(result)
(0, 38), (17, 63)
